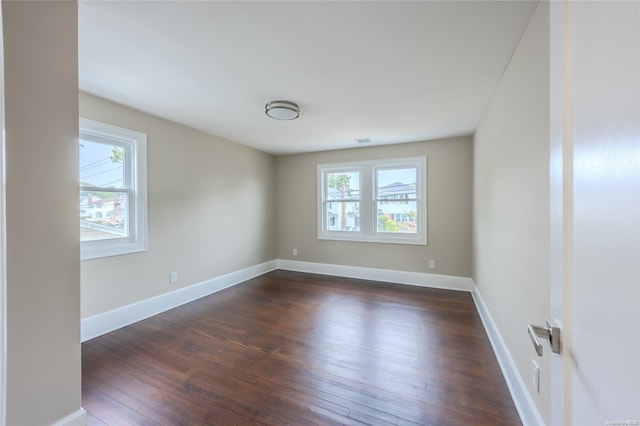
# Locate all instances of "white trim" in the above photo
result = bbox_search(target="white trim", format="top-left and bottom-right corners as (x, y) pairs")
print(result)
(82, 259), (471, 342)
(277, 259), (472, 292)
(317, 156), (427, 245)
(51, 408), (87, 426)
(471, 282), (544, 426)
(80, 260), (539, 426)
(81, 260), (277, 342)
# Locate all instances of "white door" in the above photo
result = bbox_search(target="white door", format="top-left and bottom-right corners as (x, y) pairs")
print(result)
(550, 1), (640, 424)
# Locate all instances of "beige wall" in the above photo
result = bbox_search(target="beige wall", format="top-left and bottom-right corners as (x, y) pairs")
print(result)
(276, 137), (472, 277)
(473, 2), (550, 422)
(3, 2), (82, 424)
(80, 93), (276, 318)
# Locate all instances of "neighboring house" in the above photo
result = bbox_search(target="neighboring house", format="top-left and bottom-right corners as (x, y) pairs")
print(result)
(80, 193), (125, 223)
(377, 182), (416, 227)
(80, 193), (126, 239)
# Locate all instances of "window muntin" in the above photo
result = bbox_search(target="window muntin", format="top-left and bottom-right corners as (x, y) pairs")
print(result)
(318, 157), (426, 245)
(80, 118), (147, 260)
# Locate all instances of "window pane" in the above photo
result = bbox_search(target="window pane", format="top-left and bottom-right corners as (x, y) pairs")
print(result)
(80, 191), (128, 241)
(80, 139), (125, 188)
(377, 201), (417, 233)
(318, 157), (426, 244)
(377, 168), (416, 200)
(325, 201), (360, 231)
(326, 171), (360, 201)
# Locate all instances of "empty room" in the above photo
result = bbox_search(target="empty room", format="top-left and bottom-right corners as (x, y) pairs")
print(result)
(0, 1), (638, 425)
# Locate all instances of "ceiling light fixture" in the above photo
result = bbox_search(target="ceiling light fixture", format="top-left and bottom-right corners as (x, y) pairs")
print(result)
(265, 100), (300, 120)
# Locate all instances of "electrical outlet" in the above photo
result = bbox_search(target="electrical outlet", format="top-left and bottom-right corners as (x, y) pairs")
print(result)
(531, 359), (540, 392)
(293, 248), (298, 256)
(428, 259), (436, 269)
(170, 272), (178, 284)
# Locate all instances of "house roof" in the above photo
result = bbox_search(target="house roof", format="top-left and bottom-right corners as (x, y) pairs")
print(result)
(379, 182), (416, 195)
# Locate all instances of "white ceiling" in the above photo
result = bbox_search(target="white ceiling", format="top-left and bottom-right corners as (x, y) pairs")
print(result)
(79, 1), (537, 155)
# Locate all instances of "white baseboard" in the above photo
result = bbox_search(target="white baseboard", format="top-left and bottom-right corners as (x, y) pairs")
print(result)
(471, 282), (544, 426)
(276, 259), (473, 292)
(82, 259), (469, 342)
(80, 259), (536, 426)
(81, 260), (277, 342)
(51, 408), (87, 426)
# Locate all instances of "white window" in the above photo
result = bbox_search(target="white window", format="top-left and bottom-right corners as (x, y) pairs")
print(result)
(318, 156), (427, 245)
(80, 118), (147, 260)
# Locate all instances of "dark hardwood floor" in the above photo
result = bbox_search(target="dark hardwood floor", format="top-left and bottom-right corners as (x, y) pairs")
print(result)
(83, 270), (521, 425)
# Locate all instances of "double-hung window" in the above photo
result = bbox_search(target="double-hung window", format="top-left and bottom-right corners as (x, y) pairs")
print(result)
(318, 156), (427, 245)
(79, 118), (147, 260)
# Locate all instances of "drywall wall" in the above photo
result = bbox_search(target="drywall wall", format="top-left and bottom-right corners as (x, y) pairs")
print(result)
(473, 2), (550, 423)
(80, 93), (276, 318)
(3, 1), (83, 424)
(276, 137), (472, 277)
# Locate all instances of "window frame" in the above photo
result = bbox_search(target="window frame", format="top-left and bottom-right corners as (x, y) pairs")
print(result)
(80, 118), (148, 260)
(317, 156), (427, 245)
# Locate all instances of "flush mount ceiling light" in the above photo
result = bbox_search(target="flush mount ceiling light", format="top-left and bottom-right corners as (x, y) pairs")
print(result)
(265, 100), (300, 120)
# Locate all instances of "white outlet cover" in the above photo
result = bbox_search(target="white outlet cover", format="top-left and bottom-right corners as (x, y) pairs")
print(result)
(531, 359), (540, 392)
(170, 272), (178, 284)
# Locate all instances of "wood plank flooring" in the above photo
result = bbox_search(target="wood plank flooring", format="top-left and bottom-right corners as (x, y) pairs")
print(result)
(83, 270), (521, 425)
